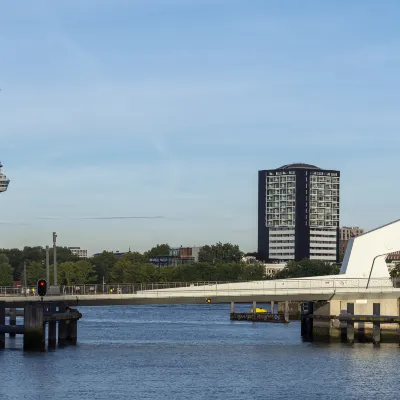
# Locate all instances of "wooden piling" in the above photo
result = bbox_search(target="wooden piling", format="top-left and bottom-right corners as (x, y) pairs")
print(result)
(58, 303), (67, 346)
(48, 304), (57, 348)
(346, 303), (355, 344)
(9, 308), (16, 338)
(0, 302), (5, 349)
(24, 303), (45, 352)
(373, 303), (381, 345)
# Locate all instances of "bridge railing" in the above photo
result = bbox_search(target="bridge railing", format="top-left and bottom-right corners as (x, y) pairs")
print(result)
(1, 277), (400, 297)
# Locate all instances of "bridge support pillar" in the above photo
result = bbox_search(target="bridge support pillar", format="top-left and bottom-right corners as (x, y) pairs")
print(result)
(58, 303), (67, 346)
(24, 302), (45, 352)
(346, 303), (355, 344)
(301, 302), (314, 341)
(270, 301), (274, 314)
(252, 301), (256, 315)
(48, 304), (57, 348)
(0, 302), (5, 349)
(66, 308), (78, 345)
(373, 303), (381, 346)
(230, 302), (235, 313)
(9, 308), (16, 338)
(284, 301), (289, 323)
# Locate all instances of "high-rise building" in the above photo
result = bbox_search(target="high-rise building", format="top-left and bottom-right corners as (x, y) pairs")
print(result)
(258, 163), (340, 263)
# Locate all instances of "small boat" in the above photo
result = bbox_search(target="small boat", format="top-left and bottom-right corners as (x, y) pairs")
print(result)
(249, 307), (267, 313)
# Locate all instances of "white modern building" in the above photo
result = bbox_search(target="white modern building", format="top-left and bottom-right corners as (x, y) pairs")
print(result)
(68, 247), (88, 258)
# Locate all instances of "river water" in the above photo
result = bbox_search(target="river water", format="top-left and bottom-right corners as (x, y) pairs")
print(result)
(1, 303), (400, 400)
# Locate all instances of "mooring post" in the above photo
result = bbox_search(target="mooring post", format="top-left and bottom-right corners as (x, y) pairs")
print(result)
(48, 303), (57, 349)
(66, 308), (78, 345)
(0, 302), (5, 349)
(346, 302), (355, 344)
(373, 303), (381, 345)
(9, 308), (16, 338)
(24, 302), (45, 351)
(284, 301), (290, 323)
(58, 302), (67, 346)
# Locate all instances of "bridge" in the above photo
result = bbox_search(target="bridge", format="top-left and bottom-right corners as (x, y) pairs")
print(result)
(1, 219), (400, 348)
(1, 277), (400, 307)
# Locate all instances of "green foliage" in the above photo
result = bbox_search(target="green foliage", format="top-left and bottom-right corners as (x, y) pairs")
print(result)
(389, 263), (400, 278)
(57, 260), (97, 285)
(91, 251), (117, 283)
(27, 261), (46, 285)
(73, 260), (97, 284)
(198, 242), (242, 264)
(144, 244), (170, 259)
(275, 259), (340, 279)
(0, 253), (13, 286)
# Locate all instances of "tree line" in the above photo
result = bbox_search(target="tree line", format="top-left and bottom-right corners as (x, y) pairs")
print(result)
(0, 242), (343, 286)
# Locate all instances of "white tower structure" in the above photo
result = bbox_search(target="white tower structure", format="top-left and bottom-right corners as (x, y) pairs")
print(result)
(0, 161), (10, 193)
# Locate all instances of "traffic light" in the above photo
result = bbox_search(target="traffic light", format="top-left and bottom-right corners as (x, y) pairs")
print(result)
(37, 279), (47, 297)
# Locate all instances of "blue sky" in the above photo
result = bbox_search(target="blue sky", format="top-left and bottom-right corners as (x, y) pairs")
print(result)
(0, 0), (399, 255)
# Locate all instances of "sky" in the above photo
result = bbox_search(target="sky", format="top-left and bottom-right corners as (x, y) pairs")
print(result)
(0, 0), (399, 255)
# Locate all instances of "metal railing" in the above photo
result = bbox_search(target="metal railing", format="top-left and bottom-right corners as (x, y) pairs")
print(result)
(1, 278), (400, 298)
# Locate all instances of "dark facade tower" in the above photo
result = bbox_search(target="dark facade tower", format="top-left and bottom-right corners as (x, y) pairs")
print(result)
(258, 163), (340, 263)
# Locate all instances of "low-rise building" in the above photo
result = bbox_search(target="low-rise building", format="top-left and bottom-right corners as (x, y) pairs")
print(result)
(339, 227), (365, 259)
(264, 263), (286, 277)
(68, 247), (88, 258)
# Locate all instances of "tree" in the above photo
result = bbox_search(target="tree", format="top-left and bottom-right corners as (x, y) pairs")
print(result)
(91, 251), (117, 283)
(27, 261), (45, 285)
(49, 246), (79, 264)
(198, 242), (242, 264)
(0, 248), (24, 281)
(0, 254), (13, 286)
(389, 263), (400, 279)
(275, 259), (340, 279)
(110, 259), (127, 283)
(144, 244), (170, 259)
(73, 260), (97, 284)
(58, 262), (75, 285)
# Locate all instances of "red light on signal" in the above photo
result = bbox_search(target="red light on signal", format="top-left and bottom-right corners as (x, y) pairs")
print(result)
(40, 282), (44, 286)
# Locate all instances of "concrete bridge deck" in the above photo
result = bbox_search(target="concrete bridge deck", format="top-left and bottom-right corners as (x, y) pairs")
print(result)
(2, 278), (400, 307)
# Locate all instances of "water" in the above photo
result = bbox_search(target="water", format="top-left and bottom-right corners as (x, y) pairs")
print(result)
(1, 303), (400, 400)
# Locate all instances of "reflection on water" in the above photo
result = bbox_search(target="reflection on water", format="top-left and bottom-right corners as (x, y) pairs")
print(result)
(1, 304), (400, 400)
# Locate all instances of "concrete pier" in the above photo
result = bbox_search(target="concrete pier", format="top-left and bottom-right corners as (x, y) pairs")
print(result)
(58, 303), (67, 346)
(284, 301), (289, 323)
(24, 303), (45, 352)
(48, 304), (57, 348)
(373, 303), (381, 345)
(9, 308), (16, 338)
(0, 302), (5, 349)
(311, 298), (400, 343)
(346, 303), (355, 344)
(66, 308), (78, 345)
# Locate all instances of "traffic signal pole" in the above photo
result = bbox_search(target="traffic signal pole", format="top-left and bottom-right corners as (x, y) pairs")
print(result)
(53, 232), (57, 285)
(45, 246), (50, 284)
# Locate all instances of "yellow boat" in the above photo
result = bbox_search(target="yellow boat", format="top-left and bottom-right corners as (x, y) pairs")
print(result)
(249, 307), (267, 313)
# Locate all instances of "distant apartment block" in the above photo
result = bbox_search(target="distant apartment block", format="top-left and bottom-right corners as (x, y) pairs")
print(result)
(339, 227), (365, 259)
(258, 163), (340, 263)
(68, 247), (88, 258)
(149, 246), (201, 267)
